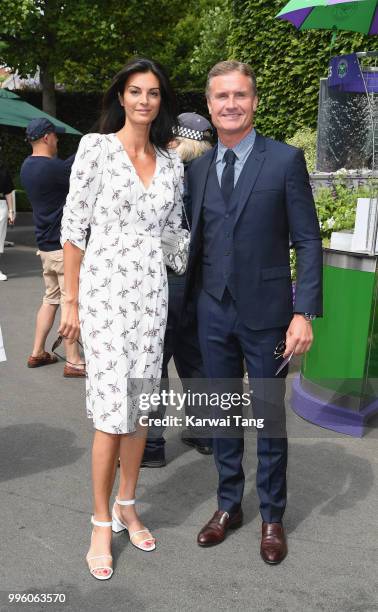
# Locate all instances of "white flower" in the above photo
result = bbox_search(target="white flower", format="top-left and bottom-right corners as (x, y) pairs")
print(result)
(326, 217), (335, 229)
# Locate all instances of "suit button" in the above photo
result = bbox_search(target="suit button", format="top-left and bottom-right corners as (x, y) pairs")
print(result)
(226, 233), (231, 238)
(225, 251), (231, 256)
(225, 214), (230, 219)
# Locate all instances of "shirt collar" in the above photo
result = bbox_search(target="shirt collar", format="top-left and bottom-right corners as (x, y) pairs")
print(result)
(216, 128), (256, 164)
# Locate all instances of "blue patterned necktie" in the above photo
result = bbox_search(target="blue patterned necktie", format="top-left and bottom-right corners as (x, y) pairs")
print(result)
(221, 149), (237, 206)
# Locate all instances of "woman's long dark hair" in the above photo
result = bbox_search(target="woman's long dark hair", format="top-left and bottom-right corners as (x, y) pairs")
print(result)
(99, 58), (177, 150)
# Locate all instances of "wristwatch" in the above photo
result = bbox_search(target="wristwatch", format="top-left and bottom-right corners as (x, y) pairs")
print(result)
(299, 313), (317, 322)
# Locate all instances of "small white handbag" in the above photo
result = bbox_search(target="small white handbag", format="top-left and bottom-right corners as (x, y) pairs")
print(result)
(161, 225), (190, 275)
(161, 163), (190, 275)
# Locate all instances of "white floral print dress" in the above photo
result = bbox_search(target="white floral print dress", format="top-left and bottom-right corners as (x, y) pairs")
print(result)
(61, 133), (184, 434)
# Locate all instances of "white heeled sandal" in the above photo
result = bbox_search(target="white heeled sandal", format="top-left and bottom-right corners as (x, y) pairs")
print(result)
(86, 516), (113, 580)
(112, 498), (156, 552)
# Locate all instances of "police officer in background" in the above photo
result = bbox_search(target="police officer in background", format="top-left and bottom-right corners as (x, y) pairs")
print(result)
(141, 113), (214, 467)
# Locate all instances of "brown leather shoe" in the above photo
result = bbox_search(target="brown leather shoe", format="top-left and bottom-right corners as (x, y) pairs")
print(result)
(260, 522), (288, 564)
(27, 352), (58, 368)
(197, 509), (243, 547)
(63, 364), (86, 378)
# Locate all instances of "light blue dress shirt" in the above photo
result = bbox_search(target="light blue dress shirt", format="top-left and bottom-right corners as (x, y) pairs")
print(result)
(216, 128), (256, 187)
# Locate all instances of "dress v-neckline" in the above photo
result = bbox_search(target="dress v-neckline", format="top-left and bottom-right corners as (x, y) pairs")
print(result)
(113, 133), (159, 192)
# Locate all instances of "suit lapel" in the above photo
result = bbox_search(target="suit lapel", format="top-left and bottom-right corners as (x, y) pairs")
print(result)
(233, 132), (266, 227)
(191, 146), (217, 238)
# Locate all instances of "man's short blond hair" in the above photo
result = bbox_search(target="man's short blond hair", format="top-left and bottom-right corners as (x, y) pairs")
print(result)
(206, 60), (257, 98)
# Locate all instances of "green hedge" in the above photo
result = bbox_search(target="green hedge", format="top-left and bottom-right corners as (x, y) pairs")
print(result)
(286, 127), (317, 172)
(228, 0), (371, 140)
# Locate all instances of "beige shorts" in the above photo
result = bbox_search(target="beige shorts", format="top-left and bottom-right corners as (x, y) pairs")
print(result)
(38, 249), (65, 305)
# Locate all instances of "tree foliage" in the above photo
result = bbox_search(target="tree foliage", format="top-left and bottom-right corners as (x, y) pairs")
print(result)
(189, 0), (232, 82)
(0, 0), (118, 113)
(1, 0), (373, 134)
(54, 0), (193, 90)
(0, 0), (220, 112)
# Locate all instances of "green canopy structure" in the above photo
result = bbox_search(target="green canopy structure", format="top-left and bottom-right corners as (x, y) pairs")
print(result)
(0, 88), (82, 135)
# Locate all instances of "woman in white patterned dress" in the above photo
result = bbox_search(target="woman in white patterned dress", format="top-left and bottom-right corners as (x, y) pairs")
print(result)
(60, 59), (184, 580)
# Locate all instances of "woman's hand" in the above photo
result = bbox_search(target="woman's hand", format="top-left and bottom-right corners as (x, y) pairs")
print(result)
(7, 210), (15, 225)
(59, 300), (81, 343)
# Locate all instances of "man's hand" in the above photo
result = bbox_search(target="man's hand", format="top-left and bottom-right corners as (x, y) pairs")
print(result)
(284, 314), (313, 357)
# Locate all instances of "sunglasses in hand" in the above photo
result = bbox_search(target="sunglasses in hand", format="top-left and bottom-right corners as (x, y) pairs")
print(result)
(274, 339), (294, 376)
(52, 335), (85, 366)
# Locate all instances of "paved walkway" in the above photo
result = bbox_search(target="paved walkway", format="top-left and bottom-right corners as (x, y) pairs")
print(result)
(1, 215), (378, 612)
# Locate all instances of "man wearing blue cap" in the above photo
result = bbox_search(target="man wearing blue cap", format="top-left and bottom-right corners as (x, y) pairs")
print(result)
(20, 118), (85, 377)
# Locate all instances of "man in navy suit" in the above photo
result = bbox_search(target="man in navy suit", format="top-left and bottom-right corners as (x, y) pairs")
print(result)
(185, 61), (323, 564)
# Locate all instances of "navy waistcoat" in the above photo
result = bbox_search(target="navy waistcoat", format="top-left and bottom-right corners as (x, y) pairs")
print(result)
(202, 160), (240, 300)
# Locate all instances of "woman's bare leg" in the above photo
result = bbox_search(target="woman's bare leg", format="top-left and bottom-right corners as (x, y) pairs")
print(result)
(118, 424), (147, 500)
(87, 430), (120, 577)
(115, 425), (155, 547)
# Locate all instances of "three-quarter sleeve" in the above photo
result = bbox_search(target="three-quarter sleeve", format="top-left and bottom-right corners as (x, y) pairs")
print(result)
(61, 133), (104, 251)
(164, 154), (185, 234)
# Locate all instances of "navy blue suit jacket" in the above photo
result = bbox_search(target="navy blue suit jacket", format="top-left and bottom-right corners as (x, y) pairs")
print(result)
(185, 132), (323, 331)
